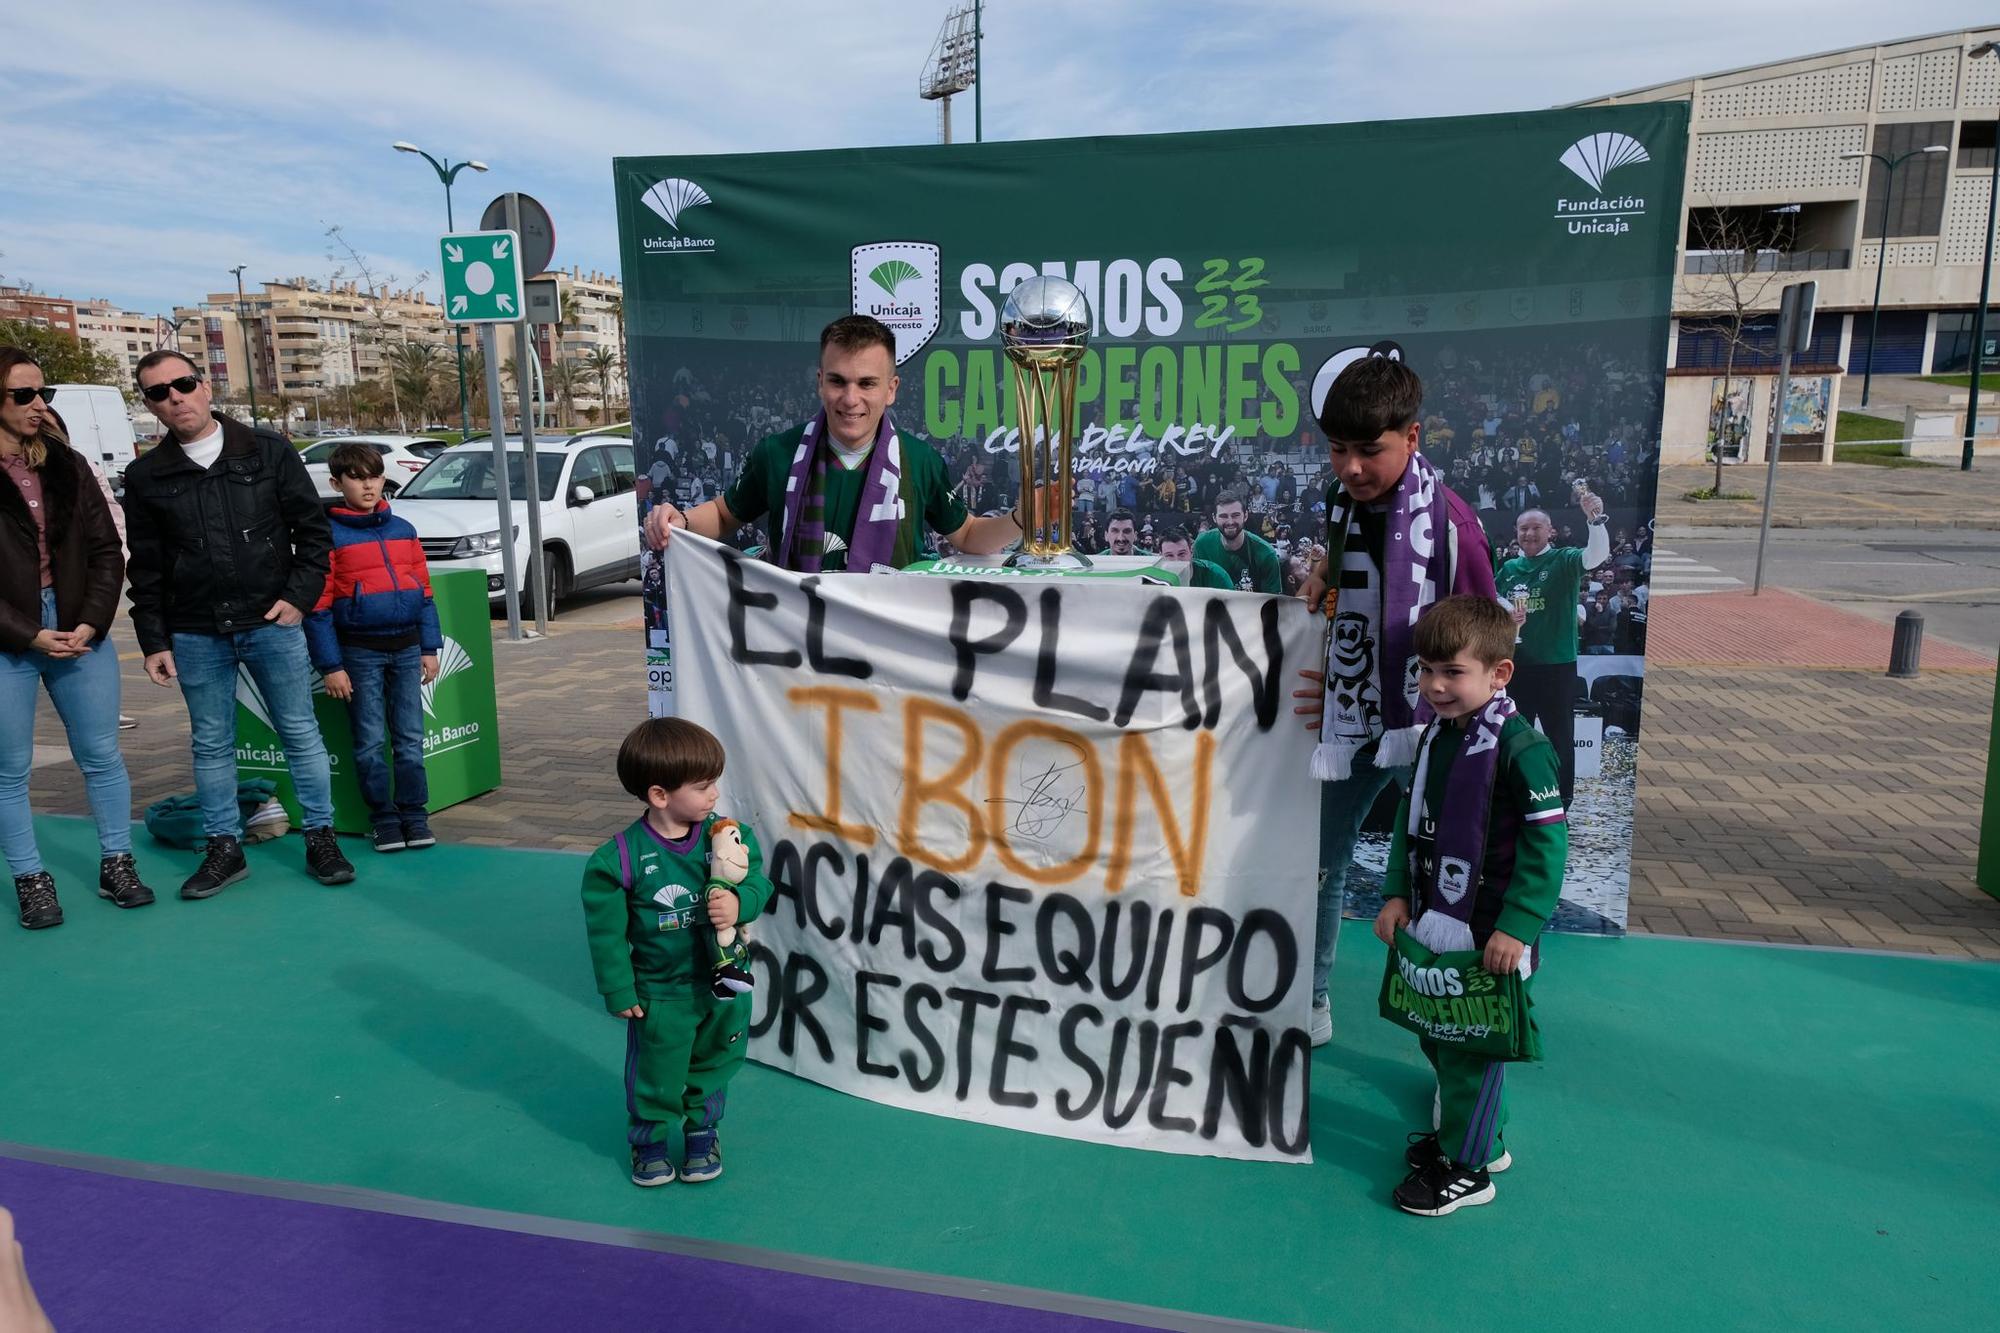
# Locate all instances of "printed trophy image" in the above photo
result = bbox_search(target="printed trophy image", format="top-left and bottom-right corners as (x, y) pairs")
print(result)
(1001, 275), (1092, 568)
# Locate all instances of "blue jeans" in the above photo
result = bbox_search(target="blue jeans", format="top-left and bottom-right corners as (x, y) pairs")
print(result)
(342, 643), (428, 826)
(0, 588), (133, 877)
(172, 623), (334, 836)
(1313, 744), (1412, 1006)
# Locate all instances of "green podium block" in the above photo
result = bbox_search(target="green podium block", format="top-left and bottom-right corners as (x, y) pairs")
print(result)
(235, 569), (502, 833)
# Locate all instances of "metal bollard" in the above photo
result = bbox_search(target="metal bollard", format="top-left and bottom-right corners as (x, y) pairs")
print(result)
(1887, 610), (1924, 678)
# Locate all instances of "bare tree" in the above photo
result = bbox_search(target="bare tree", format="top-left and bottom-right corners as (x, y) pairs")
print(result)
(325, 223), (434, 433)
(1682, 206), (1788, 492)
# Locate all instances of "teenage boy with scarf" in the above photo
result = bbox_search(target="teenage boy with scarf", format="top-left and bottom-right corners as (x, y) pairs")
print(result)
(1375, 595), (1565, 1217)
(1295, 354), (1497, 1048)
(644, 316), (1030, 570)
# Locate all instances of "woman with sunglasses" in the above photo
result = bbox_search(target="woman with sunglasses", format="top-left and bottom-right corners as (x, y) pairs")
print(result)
(0, 346), (156, 929)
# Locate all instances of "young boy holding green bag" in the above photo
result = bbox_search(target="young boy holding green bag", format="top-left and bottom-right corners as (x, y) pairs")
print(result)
(1374, 595), (1567, 1217)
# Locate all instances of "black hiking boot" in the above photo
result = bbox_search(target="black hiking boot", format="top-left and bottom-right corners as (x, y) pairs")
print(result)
(304, 827), (355, 886)
(98, 853), (156, 908)
(180, 835), (248, 900)
(14, 871), (62, 929)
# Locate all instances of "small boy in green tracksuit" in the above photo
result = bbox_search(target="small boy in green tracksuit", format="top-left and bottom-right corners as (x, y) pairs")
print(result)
(1374, 595), (1566, 1217)
(580, 717), (772, 1187)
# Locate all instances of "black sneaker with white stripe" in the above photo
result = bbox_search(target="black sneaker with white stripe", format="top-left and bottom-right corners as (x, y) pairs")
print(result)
(1393, 1157), (1495, 1217)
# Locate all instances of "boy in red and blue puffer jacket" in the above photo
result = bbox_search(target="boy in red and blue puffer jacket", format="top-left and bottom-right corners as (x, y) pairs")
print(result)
(304, 442), (442, 853)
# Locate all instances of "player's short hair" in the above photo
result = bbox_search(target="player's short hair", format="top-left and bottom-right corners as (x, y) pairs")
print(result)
(617, 717), (726, 799)
(1413, 595), (1516, 668)
(1157, 525), (1192, 548)
(1106, 510), (1137, 529)
(819, 314), (897, 362)
(1318, 356), (1424, 442)
(1213, 489), (1247, 515)
(327, 441), (384, 479)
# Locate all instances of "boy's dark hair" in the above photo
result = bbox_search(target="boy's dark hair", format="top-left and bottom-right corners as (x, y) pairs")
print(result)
(1212, 489), (1247, 514)
(328, 441), (385, 479)
(133, 348), (200, 385)
(1318, 357), (1424, 442)
(820, 314), (897, 362)
(1413, 595), (1516, 668)
(1157, 525), (1192, 547)
(1106, 509), (1137, 528)
(617, 717), (726, 799)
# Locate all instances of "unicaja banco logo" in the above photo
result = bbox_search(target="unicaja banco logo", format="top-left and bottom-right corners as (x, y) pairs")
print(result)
(869, 259), (923, 300)
(1555, 131), (1650, 238)
(851, 241), (942, 365)
(1559, 132), (1650, 191)
(421, 637), (474, 719)
(641, 178), (717, 254)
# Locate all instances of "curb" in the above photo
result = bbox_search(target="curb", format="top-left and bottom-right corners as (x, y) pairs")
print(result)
(1654, 516), (2000, 533)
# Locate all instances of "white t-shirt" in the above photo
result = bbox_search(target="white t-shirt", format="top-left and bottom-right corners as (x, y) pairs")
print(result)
(181, 421), (225, 471)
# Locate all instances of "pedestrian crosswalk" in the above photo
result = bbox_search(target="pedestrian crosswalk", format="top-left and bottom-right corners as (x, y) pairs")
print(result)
(1648, 549), (1746, 597)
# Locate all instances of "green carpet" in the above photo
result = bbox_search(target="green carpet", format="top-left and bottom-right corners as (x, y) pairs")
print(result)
(3, 816), (1995, 1331)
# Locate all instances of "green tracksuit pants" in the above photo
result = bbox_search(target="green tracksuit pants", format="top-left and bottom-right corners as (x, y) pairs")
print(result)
(623, 993), (749, 1148)
(1420, 974), (1533, 1168)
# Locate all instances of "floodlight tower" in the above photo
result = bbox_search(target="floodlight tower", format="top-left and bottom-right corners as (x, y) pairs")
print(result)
(919, 2), (980, 144)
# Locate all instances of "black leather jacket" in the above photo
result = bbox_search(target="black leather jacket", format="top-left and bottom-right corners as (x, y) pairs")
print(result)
(122, 413), (332, 655)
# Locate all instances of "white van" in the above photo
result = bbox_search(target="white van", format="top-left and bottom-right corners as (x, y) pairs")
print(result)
(50, 384), (139, 483)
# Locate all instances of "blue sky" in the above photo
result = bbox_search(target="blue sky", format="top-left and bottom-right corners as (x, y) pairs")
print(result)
(5, 1), (1992, 317)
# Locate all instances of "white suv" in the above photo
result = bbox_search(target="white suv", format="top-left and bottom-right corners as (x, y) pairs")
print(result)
(392, 434), (640, 607)
(299, 435), (450, 499)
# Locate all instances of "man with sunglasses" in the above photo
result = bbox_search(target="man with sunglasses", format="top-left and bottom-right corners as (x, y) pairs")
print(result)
(122, 350), (352, 895)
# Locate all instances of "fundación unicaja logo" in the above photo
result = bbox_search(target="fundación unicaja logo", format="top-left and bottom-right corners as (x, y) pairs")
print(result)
(850, 241), (941, 364)
(641, 178), (716, 254)
(1554, 131), (1650, 237)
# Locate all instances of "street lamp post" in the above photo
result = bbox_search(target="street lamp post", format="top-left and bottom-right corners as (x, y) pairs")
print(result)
(1960, 41), (2000, 472)
(394, 141), (488, 441)
(1841, 143), (1949, 406)
(228, 264), (258, 424)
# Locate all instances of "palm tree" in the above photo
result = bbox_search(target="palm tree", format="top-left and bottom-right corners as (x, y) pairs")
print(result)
(389, 342), (442, 432)
(584, 346), (619, 421)
(547, 358), (584, 428)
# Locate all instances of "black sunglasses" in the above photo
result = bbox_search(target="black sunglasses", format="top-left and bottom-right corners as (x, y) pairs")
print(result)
(141, 375), (204, 403)
(5, 387), (55, 406)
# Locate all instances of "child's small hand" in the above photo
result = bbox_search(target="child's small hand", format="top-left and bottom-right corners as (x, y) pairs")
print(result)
(1293, 667), (1325, 732)
(1482, 931), (1526, 975)
(616, 1004), (645, 1019)
(707, 890), (740, 930)
(1374, 897), (1410, 946)
(420, 655), (440, 684)
(322, 669), (352, 701)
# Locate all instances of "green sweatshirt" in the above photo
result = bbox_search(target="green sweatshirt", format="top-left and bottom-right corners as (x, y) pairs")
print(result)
(579, 815), (775, 1014)
(1193, 528), (1283, 593)
(1383, 712), (1566, 947)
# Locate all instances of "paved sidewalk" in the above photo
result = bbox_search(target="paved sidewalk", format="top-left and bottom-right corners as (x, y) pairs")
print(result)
(25, 589), (2000, 959)
(1655, 461), (2000, 531)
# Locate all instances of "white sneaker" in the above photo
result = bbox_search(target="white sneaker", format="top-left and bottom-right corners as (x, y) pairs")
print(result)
(1309, 998), (1332, 1047)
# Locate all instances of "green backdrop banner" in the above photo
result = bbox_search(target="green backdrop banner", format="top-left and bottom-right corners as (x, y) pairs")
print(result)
(616, 106), (1687, 935)
(235, 569), (502, 833)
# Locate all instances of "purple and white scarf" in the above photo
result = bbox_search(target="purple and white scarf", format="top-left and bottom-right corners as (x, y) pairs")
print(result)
(775, 410), (906, 574)
(1311, 449), (1455, 780)
(1406, 691), (1515, 956)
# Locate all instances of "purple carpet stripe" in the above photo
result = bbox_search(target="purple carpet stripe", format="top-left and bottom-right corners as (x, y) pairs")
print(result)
(0, 1153), (1172, 1333)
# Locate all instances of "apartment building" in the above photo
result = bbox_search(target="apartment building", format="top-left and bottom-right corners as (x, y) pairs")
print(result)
(1579, 25), (2000, 459)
